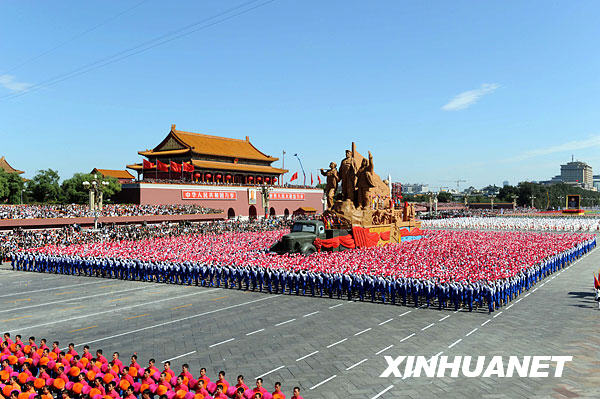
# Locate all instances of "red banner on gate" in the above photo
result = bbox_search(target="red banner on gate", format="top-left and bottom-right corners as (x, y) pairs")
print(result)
(269, 192), (305, 201)
(181, 190), (237, 200)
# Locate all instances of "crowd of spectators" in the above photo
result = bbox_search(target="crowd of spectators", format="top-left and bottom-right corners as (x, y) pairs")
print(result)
(0, 205), (222, 220)
(0, 219), (292, 262)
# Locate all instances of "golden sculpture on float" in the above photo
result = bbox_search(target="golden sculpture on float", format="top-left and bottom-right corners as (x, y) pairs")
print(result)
(320, 142), (420, 244)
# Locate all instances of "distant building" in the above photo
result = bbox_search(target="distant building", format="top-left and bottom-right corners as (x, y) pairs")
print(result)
(502, 180), (509, 187)
(481, 185), (500, 196)
(593, 175), (600, 191)
(560, 160), (593, 189)
(0, 156), (24, 175)
(540, 158), (594, 190)
(402, 183), (429, 194)
(91, 168), (135, 184)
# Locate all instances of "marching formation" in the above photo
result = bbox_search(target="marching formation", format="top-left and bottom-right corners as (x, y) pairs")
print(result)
(423, 216), (600, 232)
(0, 334), (302, 399)
(13, 230), (595, 312)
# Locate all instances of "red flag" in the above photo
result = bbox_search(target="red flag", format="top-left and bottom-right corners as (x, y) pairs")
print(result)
(142, 159), (155, 169)
(182, 162), (194, 172)
(170, 161), (181, 173)
(311, 173), (313, 185)
(595, 273), (600, 289)
(318, 175), (322, 185)
(290, 172), (298, 182)
(156, 160), (169, 172)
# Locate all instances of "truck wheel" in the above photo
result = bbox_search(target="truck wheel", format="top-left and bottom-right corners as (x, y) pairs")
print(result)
(303, 245), (316, 255)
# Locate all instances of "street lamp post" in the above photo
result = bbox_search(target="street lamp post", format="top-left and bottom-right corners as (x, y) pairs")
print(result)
(83, 174), (109, 230)
(259, 184), (272, 219)
(293, 153), (306, 186)
(510, 194), (518, 210)
(530, 195), (536, 209)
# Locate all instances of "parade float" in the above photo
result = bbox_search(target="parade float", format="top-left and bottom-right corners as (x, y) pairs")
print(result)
(270, 143), (422, 254)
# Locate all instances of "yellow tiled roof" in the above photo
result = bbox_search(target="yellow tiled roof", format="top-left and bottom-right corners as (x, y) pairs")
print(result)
(92, 168), (135, 179)
(139, 125), (279, 162)
(0, 156), (24, 174)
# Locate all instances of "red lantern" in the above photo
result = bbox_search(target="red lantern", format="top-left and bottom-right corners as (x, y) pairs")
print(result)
(265, 177), (270, 183)
(248, 176), (254, 181)
(205, 173), (212, 179)
(225, 174), (232, 180)
(216, 174), (222, 179)
(257, 176), (262, 181)
(194, 173), (201, 179)
(272, 177), (278, 182)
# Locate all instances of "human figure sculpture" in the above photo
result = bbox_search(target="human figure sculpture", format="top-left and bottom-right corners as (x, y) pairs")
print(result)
(320, 162), (339, 209)
(356, 151), (375, 209)
(339, 150), (356, 202)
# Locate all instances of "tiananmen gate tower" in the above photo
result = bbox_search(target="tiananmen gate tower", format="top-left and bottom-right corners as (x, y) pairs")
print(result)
(120, 125), (323, 218)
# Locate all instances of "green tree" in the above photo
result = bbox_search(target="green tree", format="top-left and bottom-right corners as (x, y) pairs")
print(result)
(25, 169), (61, 203)
(61, 173), (121, 204)
(437, 191), (453, 203)
(498, 185), (519, 202)
(0, 169), (25, 203)
(0, 170), (9, 202)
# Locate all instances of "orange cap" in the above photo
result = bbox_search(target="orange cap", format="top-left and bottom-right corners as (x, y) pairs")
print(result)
(72, 383), (83, 394)
(2, 385), (15, 397)
(18, 373), (28, 384)
(53, 378), (66, 390)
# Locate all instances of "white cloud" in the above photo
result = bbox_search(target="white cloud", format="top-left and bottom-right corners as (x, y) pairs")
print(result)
(510, 135), (600, 162)
(0, 74), (32, 92)
(442, 83), (500, 111)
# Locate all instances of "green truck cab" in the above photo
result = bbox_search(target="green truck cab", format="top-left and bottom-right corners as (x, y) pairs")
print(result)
(269, 220), (350, 255)
(269, 220), (325, 255)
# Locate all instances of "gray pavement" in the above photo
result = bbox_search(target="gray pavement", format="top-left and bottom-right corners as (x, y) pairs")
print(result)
(1, 249), (599, 399)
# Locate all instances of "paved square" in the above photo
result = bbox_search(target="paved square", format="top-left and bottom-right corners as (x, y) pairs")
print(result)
(2, 246), (599, 398)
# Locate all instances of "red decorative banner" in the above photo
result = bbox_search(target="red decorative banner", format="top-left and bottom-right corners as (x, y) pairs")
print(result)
(181, 190), (237, 200)
(269, 192), (305, 201)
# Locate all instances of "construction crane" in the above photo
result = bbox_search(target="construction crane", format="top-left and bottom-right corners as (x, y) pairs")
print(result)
(454, 179), (466, 193)
(439, 179), (467, 193)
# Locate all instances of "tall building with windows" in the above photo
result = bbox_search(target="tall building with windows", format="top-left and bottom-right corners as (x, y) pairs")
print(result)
(593, 175), (600, 191)
(560, 160), (593, 189)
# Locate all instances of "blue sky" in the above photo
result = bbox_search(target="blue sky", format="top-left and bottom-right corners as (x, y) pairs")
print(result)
(1, 0), (600, 189)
